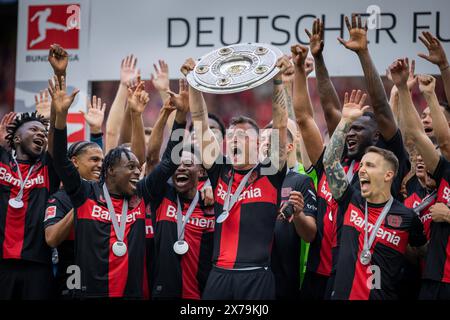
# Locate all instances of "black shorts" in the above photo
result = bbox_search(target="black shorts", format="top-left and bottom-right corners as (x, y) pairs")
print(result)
(202, 266), (275, 300)
(419, 279), (450, 300)
(300, 271), (329, 300)
(0, 259), (54, 300)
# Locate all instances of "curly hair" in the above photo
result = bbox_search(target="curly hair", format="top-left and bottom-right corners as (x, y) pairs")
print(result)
(99, 146), (133, 183)
(5, 111), (49, 150)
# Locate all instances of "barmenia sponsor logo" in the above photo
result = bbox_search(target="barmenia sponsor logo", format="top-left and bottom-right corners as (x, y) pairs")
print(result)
(350, 209), (401, 246)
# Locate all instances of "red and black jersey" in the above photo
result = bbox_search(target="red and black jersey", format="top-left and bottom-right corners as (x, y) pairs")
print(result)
(143, 210), (154, 299)
(308, 130), (411, 278)
(207, 156), (287, 269)
(331, 185), (426, 300)
(271, 169), (317, 299)
(403, 175), (435, 240)
(52, 121), (185, 298)
(0, 146), (60, 264)
(44, 188), (75, 296)
(424, 157), (450, 284)
(150, 187), (215, 299)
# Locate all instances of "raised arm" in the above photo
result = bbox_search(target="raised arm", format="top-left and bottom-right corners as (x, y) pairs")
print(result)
(182, 58), (220, 169)
(47, 45), (69, 158)
(306, 18), (342, 136)
(324, 90), (368, 200)
(145, 101), (175, 175)
(291, 44), (324, 165)
(418, 31), (450, 106)
(271, 56), (291, 171)
(105, 55), (138, 154)
(391, 58), (440, 174)
(48, 75), (82, 196)
(81, 95), (105, 137)
(338, 14), (397, 140)
(0, 112), (16, 150)
(418, 74), (450, 160)
(126, 81), (149, 166)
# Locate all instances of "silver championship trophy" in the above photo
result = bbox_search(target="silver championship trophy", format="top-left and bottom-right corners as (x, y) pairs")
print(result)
(186, 43), (283, 94)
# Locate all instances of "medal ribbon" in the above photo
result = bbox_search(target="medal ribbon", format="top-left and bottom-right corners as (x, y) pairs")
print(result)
(222, 165), (258, 216)
(176, 191), (200, 241)
(102, 183), (128, 243)
(12, 155), (35, 202)
(363, 197), (394, 254)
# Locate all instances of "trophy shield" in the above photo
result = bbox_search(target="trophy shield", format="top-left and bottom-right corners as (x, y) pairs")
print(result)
(186, 43), (283, 94)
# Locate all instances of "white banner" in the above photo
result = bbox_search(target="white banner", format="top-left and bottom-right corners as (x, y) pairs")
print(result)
(15, 0), (450, 84)
(87, 0), (450, 79)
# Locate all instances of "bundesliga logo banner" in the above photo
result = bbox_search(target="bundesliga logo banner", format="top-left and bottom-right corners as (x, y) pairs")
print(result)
(15, 0), (90, 144)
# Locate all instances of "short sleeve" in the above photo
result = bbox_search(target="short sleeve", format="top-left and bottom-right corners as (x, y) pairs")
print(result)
(408, 214), (427, 248)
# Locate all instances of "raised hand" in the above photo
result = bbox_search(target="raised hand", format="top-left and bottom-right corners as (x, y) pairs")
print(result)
(305, 57), (314, 77)
(35, 90), (51, 119)
(127, 81), (149, 115)
(338, 14), (368, 53)
(150, 60), (170, 92)
(0, 112), (16, 146)
(342, 89), (369, 122)
(180, 58), (196, 77)
(81, 96), (106, 134)
(418, 74), (436, 95)
(167, 78), (189, 114)
(305, 18), (324, 57)
(275, 55), (295, 80)
(120, 54), (139, 86)
(386, 59), (417, 91)
(389, 58), (410, 88)
(290, 44), (309, 71)
(418, 31), (449, 70)
(48, 75), (79, 115)
(48, 44), (68, 75)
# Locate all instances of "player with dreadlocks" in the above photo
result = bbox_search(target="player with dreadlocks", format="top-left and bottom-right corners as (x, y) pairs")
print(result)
(0, 109), (61, 299)
(51, 72), (187, 298)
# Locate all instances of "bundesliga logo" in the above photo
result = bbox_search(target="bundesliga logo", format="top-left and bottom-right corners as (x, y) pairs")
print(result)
(27, 4), (80, 50)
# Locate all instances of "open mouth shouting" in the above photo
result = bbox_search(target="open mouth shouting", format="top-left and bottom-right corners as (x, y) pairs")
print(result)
(174, 172), (190, 188)
(360, 176), (371, 194)
(346, 138), (358, 153)
(32, 137), (45, 151)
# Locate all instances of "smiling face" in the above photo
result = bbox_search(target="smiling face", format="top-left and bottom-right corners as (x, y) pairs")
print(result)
(172, 151), (201, 195)
(108, 152), (141, 197)
(71, 146), (104, 181)
(345, 116), (377, 160)
(14, 120), (48, 159)
(226, 122), (259, 169)
(358, 152), (394, 200)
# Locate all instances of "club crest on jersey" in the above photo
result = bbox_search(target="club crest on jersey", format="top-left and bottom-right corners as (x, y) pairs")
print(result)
(387, 215), (402, 228)
(44, 206), (57, 221)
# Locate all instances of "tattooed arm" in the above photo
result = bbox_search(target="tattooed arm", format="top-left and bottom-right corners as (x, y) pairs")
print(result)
(181, 59), (220, 170)
(272, 56), (291, 171)
(324, 90), (368, 200)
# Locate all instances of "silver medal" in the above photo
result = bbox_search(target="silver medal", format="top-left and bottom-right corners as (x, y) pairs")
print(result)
(9, 198), (24, 209)
(112, 241), (127, 257)
(216, 211), (229, 224)
(359, 249), (372, 265)
(173, 240), (189, 255)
